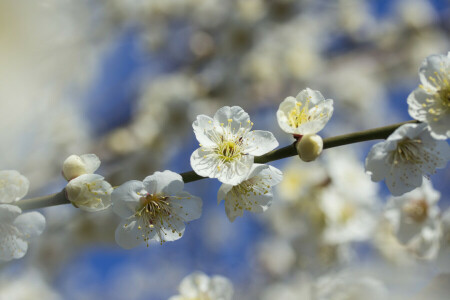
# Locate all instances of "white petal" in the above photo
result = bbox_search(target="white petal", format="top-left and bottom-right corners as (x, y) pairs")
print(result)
(143, 170), (184, 195)
(114, 219), (148, 249)
(407, 88), (429, 122)
(277, 97), (297, 134)
(213, 106), (252, 131)
(365, 143), (390, 182)
(66, 174), (113, 212)
(13, 212), (46, 240)
(0, 170), (29, 203)
(0, 204), (21, 222)
(209, 276), (234, 300)
(192, 115), (217, 147)
(80, 154), (101, 174)
(0, 233), (27, 261)
(153, 217), (186, 242)
(170, 191), (203, 222)
(419, 54), (449, 91)
(297, 99), (333, 135)
(244, 130), (279, 156)
(112, 180), (144, 218)
(179, 272), (210, 297)
(296, 88), (325, 105)
(217, 184), (233, 204)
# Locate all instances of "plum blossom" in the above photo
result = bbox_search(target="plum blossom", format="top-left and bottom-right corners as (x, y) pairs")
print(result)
(382, 180), (441, 259)
(169, 271), (233, 300)
(407, 52), (450, 139)
(65, 174), (113, 212)
(217, 164), (282, 222)
(277, 88), (333, 136)
(0, 170), (29, 204)
(112, 170), (202, 248)
(191, 106), (278, 185)
(0, 204), (46, 261)
(62, 154), (100, 181)
(365, 123), (450, 196)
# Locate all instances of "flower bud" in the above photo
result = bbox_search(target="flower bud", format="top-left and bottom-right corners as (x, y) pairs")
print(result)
(296, 134), (323, 162)
(66, 174), (112, 212)
(62, 154), (100, 181)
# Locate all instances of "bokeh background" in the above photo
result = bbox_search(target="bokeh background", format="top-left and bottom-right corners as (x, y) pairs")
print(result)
(0, 0), (449, 299)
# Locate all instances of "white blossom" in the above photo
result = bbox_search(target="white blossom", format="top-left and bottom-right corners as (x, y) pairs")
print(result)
(0, 204), (45, 261)
(365, 123), (450, 196)
(407, 52), (450, 139)
(169, 271), (233, 300)
(62, 154), (101, 181)
(217, 164), (282, 222)
(277, 88), (333, 136)
(65, 174), (113, 212)
(0, 170), (29, 204)
(112, 170), (202, 248)
(191, 106), (278, 185)
(383, 180), (441, 259)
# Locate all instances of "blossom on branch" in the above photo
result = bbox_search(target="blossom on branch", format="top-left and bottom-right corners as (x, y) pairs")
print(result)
(0, 170), (29, 204)
(65, 174), (113, 212)
(407, 52), (450, 139)
(169, 271), (233, 300)
(112, 170), (202, 248)
(365, 123), (450, 196)
(62, 154), (101, 181)
(277, 88), (333, 136)
(191, 106), (278, 185)
(0, 204), (46, 261)
(217, 164), (283, 222)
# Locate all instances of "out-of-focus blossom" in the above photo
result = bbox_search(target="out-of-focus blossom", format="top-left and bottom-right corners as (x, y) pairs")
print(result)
(257, 237), (296, 277)
(169, 271), (233, 300)
(0, 269), (61, 300)
(316, 271), (387, 300)
(277, 88), (333, 136)
(0, 204), (45, 261)
(0, 170), (29, 204)
(66, 174), (113, 212)
(436, 208), (450, 272)
(365, 123), (450, 196)
(112, 170), (202, 248)
(217, 164), (282, 222)
(407, 52), (450, 139)
(191, 106), (278, 185)
(62, 154), (100, 181)
(382, 181), (441, 259)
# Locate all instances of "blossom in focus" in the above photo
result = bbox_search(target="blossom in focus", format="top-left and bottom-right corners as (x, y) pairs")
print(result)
(365, 123), (450, 196)
(407, 52), (450, 139)
(0, 204), (45, 261)
(277, 88), (333, 136)
(62, 154), (100, 181)
(112, 170), (202, 248)
(217, 164), (282, 222)
(65, 174), (113, 212)
(169, 271), (233, 300)
(0, 170), (29, 203)
(191, 106), (278, 185)
(382, 180), (441, 259)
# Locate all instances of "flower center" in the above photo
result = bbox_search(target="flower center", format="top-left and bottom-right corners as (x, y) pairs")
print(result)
(391, 138), (423, 165)
(288, 101), (311, 128)
(218, 140), (241, 162)
(403, 199), (428, 223)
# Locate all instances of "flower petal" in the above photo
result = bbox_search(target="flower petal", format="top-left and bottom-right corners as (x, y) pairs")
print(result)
(0, 170), (29, 203)
(245, 130), (279, 156)
(112, 180), (144, 218)
(192, 115), (217, 147)
(170, 191), (203, 222)
(213, 106), (252, 131)
(143, 170), (184, 195)
(217, 184), (233, 204)
(114, 219), (148, 249)
(13, 211), (46, 239)
(80, 154), (101, 174)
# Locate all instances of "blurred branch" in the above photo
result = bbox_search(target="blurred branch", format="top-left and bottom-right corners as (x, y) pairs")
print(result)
(16, 120), (419, 211)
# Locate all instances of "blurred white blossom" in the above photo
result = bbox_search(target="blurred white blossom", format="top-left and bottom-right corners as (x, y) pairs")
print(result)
(0, 170), (29, 204)
(112, 170), (202, 248)
(365, 123), (450, 196)
(169, 271), (233, 300)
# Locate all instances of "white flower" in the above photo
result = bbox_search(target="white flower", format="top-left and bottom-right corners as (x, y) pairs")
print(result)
(112, 170), (202, 248)
(365, 123), (450, 196)
(277, 88), (333, 136)
(169, 271), (233, 300)
(407, 52), (450, 139)
(383, 180), (441, 259)
(0, 170), (29, 203)
(217, 164), (283, 222)
(191, 106), (278, 185)
(0, 204), (45, 261)
(65, 174), (113, 212)
(62, 154), (100, 181)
